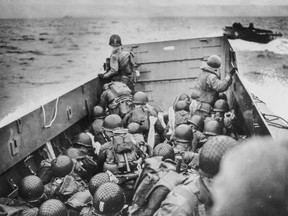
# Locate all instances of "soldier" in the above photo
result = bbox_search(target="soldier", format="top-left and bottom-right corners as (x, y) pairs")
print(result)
(99, 34), (137, 93)
(190, 55), (236, 116)
(123, 91), (164, 147)
(81, 182), (126, 216)
(99, 81), (133, 118)
(101, 129), (143, 174)
(38, 199), (68, 216)
(212, 99), (237, 138)
(203, 119), (223, 138)
(174, 101), (191, 127)
(64, 147), (98, 182)
(44, 155), (87, 201)
(89, 105), (107, 145)
(212, 137), (288, 216)
(188, 115), (207, 152)
(172, 124), (194, 153)
(155, 135), (238, 216)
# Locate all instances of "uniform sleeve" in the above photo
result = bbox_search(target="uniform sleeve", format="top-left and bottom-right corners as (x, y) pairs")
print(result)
(103, 54), (119, 78)
(207, 74), (232, 92)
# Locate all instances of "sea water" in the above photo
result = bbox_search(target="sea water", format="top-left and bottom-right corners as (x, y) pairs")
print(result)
(0, 16), (288, 127)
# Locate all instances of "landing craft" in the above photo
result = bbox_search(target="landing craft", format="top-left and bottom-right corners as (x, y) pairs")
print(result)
(0, 36), (288, 200)
(223, 22), (283, 44)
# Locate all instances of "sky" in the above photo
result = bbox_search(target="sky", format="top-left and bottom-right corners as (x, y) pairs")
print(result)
(1, 0), (288, 18)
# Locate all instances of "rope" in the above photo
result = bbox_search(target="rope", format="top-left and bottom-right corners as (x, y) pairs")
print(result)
(41, 97), (59, 128)
(262, 113), (288, 129)
(251, 93), (266, 105)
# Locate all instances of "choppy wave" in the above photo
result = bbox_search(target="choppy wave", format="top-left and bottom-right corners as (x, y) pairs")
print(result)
(241, 75), (288, 121)
(230, 38), (288, 55)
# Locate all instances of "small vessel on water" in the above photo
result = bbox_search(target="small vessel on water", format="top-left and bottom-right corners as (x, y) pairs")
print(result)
(223, 22), (283, 44)
(0, 36), (287, 202)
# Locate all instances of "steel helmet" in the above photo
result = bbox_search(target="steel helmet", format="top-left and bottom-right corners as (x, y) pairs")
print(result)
(109, 34), (122, 47)
(89, 172), (111, 196)
(199, 135), (237, 178)
(213, 99), (229, 113)
(204, 120), (223, 136)
(133, 91), (149, 105)
(18, 175), (44, 202)
(64, 147), (85, 160)
(174, 124), (193, 142)
(93, 182), (125, 215)
(178, 93), (191, 103)
(38, 199), (67, 216)
(207, 55), (221, 69)
(153, 143), (175, 161)
(212, 137), (288, 216)
(174, 101), (190, 112)
(189, 115), (205, 131)
(92, 106), (105, 119)
(51, 155), (74, 177)
(218, 92), (227, 101)
(127, 122), (141, 134)
(102, 114), (123, 131)
(72, 132), (93, 148)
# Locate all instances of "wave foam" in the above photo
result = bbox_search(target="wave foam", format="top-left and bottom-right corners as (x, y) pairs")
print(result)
(230, 38), (288, 55)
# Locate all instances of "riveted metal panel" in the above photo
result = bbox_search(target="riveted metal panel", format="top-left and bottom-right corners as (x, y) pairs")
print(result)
(0, 78), (102, 174)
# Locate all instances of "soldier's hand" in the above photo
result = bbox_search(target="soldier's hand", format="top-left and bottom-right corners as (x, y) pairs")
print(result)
(98, 73), (104, 79)
(229, 67), (237, 76)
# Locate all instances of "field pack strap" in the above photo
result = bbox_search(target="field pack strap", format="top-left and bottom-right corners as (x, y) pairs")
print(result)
(145, 170), (185, 201)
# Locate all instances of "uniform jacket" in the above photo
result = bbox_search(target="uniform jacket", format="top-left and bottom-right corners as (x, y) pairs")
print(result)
(192, 67), (232, 104)
(154, 175), (213, 216)
(104, 47), (133, 78)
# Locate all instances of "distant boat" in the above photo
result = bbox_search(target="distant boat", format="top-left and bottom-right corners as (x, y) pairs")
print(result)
(223, 22), (282, 44)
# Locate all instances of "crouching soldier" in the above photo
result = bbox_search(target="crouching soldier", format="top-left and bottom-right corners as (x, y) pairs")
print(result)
(64, 147), (99, 182)
(38, 199), (68, 216)
(88, 105), (107, 145)
(99, 81), (133, 118)
(44, 155), (87, 202)
(123, 91), (164, 147)
(0, 175), (45, 216)
(81, 182), (126, 216)
(188, 115), (207, 152)
(101, 129), (143, 174)
(127, 122), (153, 158)
(155, 135), (238, 216)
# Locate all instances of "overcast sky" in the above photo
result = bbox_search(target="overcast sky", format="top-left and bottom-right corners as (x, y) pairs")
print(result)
(1, 0), (288, 18)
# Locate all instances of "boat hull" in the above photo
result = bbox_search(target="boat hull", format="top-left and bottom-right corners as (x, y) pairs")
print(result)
(0, 36), (287, 197)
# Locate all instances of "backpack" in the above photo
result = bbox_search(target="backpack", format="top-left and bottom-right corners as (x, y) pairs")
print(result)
(128, 157), (186, 216)
(128, 106), (151, 133)
(106, 81), (132, 102)
(119, 50), (137, 76)
(175, 110), (191, 126)
(105, 132), (140, 173)
(154, 174), (212, 216)
(106, 82), (133, 117)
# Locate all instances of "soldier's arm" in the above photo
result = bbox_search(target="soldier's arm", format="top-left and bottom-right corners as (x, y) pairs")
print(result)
(208, 74), (232, 92)
(103, 54), (119, 78)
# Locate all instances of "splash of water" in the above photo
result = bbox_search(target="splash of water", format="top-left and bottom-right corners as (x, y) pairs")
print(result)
(230, 38), (288, 55)
(241, 74), (288, 122)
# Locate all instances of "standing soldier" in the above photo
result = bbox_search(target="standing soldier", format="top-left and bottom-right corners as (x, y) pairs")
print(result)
(190, 55), (236, 116)
(99, 34), (138, 93)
